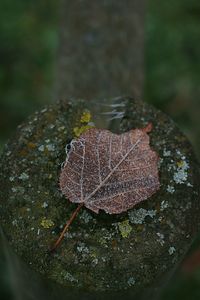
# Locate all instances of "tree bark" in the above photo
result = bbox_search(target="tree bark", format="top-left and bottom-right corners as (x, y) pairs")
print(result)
(55, 0), (146, 101)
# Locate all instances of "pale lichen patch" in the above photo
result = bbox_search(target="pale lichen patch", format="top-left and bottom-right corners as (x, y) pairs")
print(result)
(168, 246), (176, 255)
(173, 160), (189, 184)
(19, 172), (29, 181)
(99, 228), (114, 247)
(77, 242), (89, 254)
(6, 150), (11, 156)
(11, 186), (25, 194)
(127, 277), (135, 286)
(160, 200), (169, 211)
(62, 271), (78, 283)
(57, 125), (65, 132)
(91, 258), (99, 266)
(46, 144), (55, 152)
(41, 108), (48, 114)
(163, 148), (171, 157)
(41, 202), (48, 209)
(79, 210), (93, 224)
(38, 145), (45, 152)
(166, 185), (175, 194)
(12, 219), (18, 226)
(49, 124), (55, 129)
(156, 232), (165, 246)
(165, 149), (192, 188)
(128, 208), (156, 224)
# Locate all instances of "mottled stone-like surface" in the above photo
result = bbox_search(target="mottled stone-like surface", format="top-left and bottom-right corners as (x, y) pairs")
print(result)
(0, 98), (200, 298)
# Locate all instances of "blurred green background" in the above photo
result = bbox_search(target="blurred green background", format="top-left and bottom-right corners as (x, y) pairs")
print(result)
(0, 0), (200, 299)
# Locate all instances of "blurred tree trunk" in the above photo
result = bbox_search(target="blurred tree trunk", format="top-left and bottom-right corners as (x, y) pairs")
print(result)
(55, 0), (146, 101)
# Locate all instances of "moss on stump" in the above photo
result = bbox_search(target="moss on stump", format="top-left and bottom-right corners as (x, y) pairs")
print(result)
(0, 98), (200, 299)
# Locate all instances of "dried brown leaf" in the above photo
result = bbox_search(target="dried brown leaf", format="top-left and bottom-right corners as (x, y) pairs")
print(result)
(60, 124), (160, 214)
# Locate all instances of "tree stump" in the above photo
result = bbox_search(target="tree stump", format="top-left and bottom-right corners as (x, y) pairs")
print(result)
(0, 98), (200, 300)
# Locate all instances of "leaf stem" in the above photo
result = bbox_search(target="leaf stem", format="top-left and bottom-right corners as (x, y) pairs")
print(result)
(50, 203), (84, 252)
(143, 122), (152, 133)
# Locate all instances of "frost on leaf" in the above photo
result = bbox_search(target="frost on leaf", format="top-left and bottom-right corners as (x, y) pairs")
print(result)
(60, 125), (160, 215)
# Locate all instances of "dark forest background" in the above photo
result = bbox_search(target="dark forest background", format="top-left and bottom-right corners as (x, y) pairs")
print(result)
(0, 0), (200, 299)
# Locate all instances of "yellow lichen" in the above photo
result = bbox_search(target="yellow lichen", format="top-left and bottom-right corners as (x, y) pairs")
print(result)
(80, 111), (91, 123)
(40, 218), (54, 229)
(118, 220), (132, 238)
(72, 110), (94, 137)
(19, 149), (28, 157)
(177, 160), (184, 168)
(27, 142), (36, 149)
(73, 125), (94, 137)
